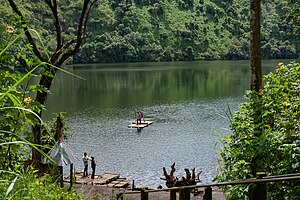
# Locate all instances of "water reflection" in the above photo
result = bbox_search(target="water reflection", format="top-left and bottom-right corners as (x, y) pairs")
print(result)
(47, 60), (254, 113)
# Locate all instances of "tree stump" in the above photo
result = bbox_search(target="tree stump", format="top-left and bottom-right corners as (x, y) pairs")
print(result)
(161, 163), (201, 188)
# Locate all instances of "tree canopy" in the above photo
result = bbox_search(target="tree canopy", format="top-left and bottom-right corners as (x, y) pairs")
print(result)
(1, 0), (299, 64)
(75, 0), (300, 63)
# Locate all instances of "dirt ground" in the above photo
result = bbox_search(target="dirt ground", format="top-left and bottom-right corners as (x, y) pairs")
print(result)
(73, 184), (225, 200)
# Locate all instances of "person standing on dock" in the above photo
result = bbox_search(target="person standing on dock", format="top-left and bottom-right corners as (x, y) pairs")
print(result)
(82, 152), (90, 177)
(91, 156), (96, 179)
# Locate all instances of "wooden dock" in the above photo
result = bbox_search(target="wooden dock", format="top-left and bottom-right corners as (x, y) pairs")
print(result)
(128, 121), (153, 129)
(64, 172), (130, 188)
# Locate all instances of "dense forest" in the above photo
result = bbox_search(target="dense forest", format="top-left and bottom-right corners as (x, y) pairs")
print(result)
(0, 0), (299, 64)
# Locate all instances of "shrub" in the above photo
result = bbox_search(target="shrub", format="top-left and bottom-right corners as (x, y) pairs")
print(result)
(1, 168), (84, 200)
(215, 62), (300, 199)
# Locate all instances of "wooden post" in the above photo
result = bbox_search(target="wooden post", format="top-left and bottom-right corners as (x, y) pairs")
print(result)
(116, 193), (124, 200)
(249, 172), (267, 200)
(179, 188), (190, 200)
(68, 163), (73, 191)
(250, 0), (262, 91)
(132, 180), (135, 191)
(141, 189), (149, 200)
(170, 189), (177, 200)
(203, 186), (212, 200)
(58, 166), (63, 188)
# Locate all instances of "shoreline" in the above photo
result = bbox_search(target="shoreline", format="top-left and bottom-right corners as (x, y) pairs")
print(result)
(72, 183), (225, 200)
(64, 172), (225, 199)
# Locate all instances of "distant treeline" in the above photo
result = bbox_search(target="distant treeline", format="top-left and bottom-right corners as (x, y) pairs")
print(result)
(1, 0), (299, 63)
(75, 0), (299, 63)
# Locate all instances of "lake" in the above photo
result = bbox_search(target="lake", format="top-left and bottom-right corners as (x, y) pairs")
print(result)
(44, 59), (296, 188)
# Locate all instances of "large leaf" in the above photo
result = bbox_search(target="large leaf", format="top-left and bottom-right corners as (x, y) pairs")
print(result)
(5, 176), (18, 199)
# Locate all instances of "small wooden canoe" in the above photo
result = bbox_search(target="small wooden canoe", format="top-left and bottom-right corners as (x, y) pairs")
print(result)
(128, 120), (153, 129)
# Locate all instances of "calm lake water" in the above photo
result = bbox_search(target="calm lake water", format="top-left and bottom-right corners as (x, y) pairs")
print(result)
(45, 59), (296, 188)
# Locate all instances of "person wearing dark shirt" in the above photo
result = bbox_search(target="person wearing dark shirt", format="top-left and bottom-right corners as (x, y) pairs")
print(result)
(91, 156), (96, 179)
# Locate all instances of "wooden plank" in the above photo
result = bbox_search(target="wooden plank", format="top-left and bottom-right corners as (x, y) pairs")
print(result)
(97, 173), (119, 184)
(114, 181), (129, 188)
(93, 179), (107, 185)
(75, 178), (90, 184)
(107, 180), (129, 188)
(67, 172), (130, 187)
(107, 182), (117, 187)
(64, 176), (71, 182)
(101, 173), (120, 180)
(128, 124), (148, 128)
(128, 121), (153, 128)
(133, 121), (153, 124)
(107, 180), (121, 187)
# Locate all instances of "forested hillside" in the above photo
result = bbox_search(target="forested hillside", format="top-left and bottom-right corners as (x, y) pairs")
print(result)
(1, 0), (299, 63)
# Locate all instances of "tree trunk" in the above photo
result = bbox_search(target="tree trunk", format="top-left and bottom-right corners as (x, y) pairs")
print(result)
(32, 124), (42, 166)
(249, 0), (263, 178)
(32, 74), (55, 164)
(250, 0), (262, 92)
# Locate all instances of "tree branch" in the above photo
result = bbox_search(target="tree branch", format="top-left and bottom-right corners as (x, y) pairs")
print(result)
(55, 0), (97, 66)
(44, 0), (63, 54)
(83, 0), (97, 36)
(44, 0), (64, 64)
(7, 0), (46, 62)
(75, 0), (90, 51)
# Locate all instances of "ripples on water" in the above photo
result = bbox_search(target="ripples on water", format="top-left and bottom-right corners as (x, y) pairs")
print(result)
(65, 97), (242, 188)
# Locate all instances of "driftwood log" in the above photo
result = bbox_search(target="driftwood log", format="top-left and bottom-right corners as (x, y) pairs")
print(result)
(161, 162), (201, 188)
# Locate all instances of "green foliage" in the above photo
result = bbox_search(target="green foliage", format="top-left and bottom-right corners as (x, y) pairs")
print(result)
(1, 0), (298, 64)
(0, 24), (54, 173)
(282, 0), (300, 34)
(215, 62), (300, 199)
(0, 19), (86, 200)
(1, 168), (83, 200)
(74, 0), (299, 63)
(0, 14), (42, 70)
(0, 52), (42, 172)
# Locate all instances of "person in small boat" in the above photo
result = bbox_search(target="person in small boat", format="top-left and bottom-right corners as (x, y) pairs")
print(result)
(139, 111), (144, 122)
(135, 112), (141, 124)
(135, 111), (144, 124)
